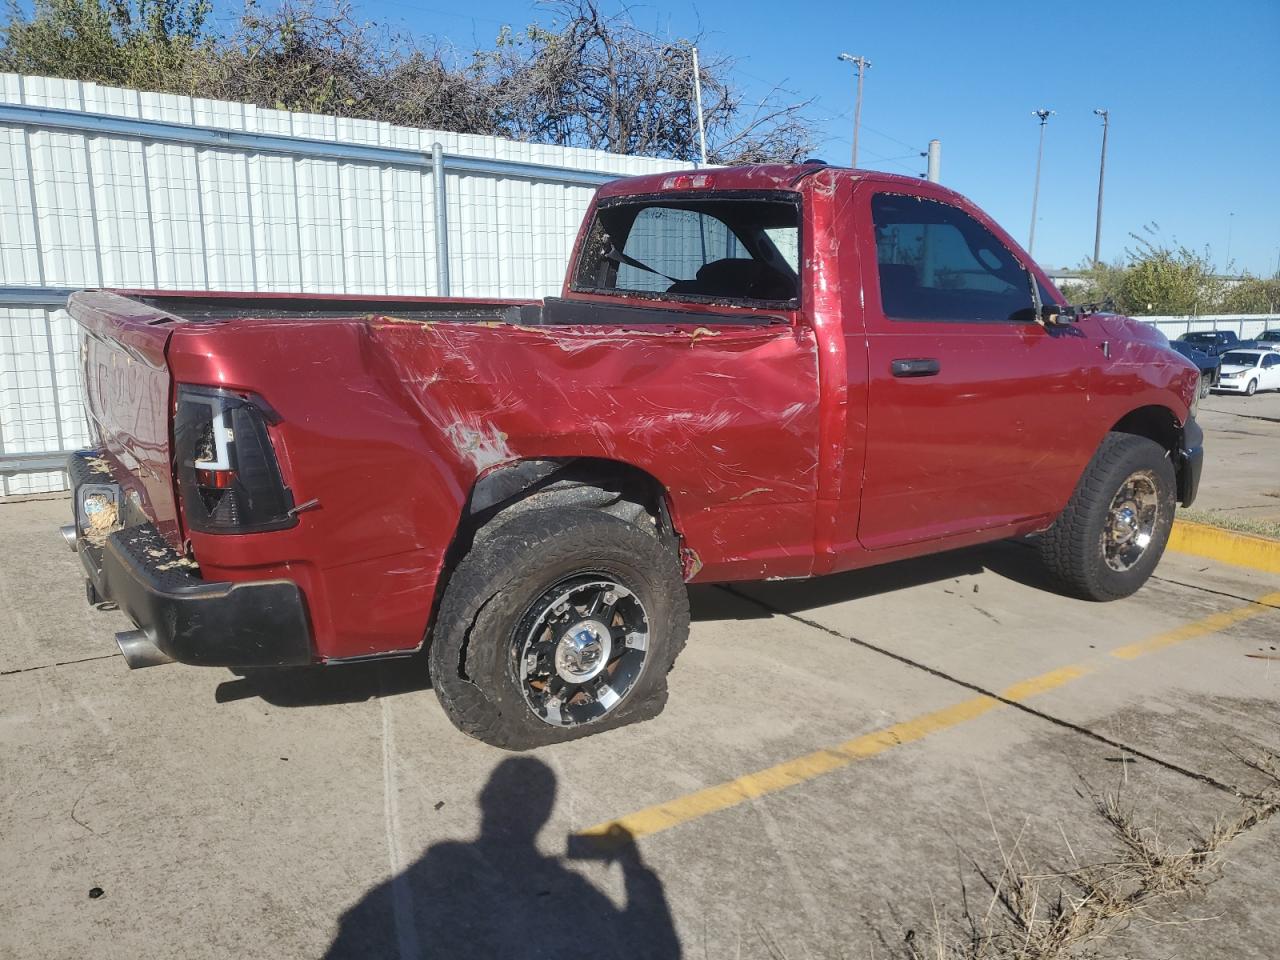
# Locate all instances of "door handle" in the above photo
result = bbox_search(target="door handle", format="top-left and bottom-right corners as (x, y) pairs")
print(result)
(890, 358), (941, 378)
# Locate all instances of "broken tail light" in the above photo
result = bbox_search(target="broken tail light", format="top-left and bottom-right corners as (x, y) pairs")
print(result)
(174, 386), (296, 533)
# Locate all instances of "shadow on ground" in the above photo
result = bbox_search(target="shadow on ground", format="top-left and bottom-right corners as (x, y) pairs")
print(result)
(217, 539), (1056, 709)
(688, 536), (1055, 621)
(214, 656), (433, 707)
(325, 757), (681, 959)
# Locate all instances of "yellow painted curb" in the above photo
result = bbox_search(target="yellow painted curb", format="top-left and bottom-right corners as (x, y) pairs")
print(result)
(1168, 519), (1280, 575)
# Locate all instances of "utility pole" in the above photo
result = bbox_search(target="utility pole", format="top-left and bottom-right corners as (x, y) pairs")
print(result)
(837, 53), (871, 168)
(925, 139), (941, 183)
(691, 46), (708, 167)
(1028, 108), (1054, 257)
(1092, 108), (1109, 266)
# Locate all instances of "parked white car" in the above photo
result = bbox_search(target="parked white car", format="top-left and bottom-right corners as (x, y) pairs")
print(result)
(1212, 348), (1280, 395)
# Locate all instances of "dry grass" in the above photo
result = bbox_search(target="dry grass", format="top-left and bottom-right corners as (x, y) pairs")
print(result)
(1178, 509), (1280, 542)
(904, 750), (1280, 960)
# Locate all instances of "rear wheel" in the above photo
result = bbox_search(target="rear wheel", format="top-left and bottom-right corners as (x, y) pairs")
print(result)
(1199, 374), (1211, 399)
(1038, 433), (1176, 601)
(429, 507), (689, 749)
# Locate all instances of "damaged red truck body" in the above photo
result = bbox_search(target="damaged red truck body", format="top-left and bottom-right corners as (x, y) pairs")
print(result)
(64, 164), (1203, 748)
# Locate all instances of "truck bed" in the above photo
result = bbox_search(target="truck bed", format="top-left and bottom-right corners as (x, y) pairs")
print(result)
(116, 291), (538, 324)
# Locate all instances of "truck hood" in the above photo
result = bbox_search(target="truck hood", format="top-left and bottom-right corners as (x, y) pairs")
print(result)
(1092, 314), (1168, 347)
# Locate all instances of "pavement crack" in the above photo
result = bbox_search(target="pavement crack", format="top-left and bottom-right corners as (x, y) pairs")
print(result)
(0, 652), (122, 677)
(1150, 574), (1280, 610)
(721, 584), (1248, 800)
(1203, 408), (1280, 424)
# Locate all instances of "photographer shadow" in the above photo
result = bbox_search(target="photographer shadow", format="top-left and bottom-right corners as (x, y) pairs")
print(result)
(326, 757), (681, 959)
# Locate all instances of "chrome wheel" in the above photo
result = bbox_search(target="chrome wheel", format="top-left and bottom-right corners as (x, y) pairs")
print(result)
(1102, 470), (1160, 572)
(514, 575), (649, 727)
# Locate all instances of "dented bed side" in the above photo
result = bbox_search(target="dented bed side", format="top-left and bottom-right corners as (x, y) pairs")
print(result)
(166, 313), (824, 660)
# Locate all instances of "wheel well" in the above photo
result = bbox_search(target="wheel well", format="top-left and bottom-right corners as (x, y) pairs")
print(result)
(447, 457), (677, 567)
(1110, 405), (1182, 454)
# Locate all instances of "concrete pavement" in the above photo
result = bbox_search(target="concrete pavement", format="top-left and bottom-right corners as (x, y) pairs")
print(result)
(1195, 391), (1280, 528)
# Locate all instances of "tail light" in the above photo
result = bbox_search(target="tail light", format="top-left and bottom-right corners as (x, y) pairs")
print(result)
(174, 386), (296, 533)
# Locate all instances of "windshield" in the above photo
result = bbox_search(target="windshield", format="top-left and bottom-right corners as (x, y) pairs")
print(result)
(1221, 351), (1260, 366)
(1260, 331), (1280, 342)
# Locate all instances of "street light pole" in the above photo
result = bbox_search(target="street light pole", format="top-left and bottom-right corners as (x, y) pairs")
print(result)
(1028, 108), (1054, 257)
(691, 46), (708, 167)
(837, 53), (871, 168)
(1226, 212), (1235, 269)
(925, 139), (941, 183)
(1092, 108), (1109, 266)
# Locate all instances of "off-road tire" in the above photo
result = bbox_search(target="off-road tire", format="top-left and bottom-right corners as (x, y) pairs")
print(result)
(1199, 375), (1211, 399)
(1038, 432), (1176, 602)
(1245, 378), (1258, 397)
(429, 507), (689, 750)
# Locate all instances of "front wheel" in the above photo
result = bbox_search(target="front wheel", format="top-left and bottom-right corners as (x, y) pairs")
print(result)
(1245, 378), (1258, 397)
(429, 507), (689, 750)
(1038, 433), (1177, 601)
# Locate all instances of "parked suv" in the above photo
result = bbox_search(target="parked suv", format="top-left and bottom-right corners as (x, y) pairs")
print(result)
(61, 164), (1203, 748)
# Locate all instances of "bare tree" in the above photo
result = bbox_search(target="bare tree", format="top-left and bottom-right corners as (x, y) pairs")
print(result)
(2, 0), (818, 163)
(477, 1), (816, 162)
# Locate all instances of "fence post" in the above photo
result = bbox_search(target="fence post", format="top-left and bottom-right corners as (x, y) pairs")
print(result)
(431, 142), (451, 297)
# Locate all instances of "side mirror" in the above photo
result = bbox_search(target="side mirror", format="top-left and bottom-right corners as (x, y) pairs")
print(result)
(1041, 303), (1072, 325)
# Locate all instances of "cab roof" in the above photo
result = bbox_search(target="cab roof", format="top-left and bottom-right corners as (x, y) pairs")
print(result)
(595, 163), (930, 200)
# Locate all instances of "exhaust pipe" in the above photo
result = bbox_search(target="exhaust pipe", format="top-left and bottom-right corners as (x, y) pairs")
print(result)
(60, 524), (77, 550)
(115, 629), (174, 669)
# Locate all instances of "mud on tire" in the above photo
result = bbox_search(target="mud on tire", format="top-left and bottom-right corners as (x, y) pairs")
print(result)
(428, 507), (690, 750)
(1037, 432), (1177, 602)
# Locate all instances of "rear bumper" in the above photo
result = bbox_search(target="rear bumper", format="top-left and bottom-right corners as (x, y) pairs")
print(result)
(1177, 417), (1204, 508)
(69, 453), (313, 668)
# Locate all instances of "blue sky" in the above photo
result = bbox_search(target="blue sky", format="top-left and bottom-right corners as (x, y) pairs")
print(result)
(339, 1), (1277, 274)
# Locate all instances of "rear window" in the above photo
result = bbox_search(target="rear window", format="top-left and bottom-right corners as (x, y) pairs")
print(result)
(571, 195), (801, 305)
(1221, 351), (1260, 366)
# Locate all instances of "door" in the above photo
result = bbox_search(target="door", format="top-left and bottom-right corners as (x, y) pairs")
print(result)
(1263, 352), (1280, 390)
(855, 187), (1100, 550)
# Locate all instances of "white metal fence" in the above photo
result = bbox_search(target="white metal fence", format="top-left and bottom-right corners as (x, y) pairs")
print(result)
(1142, 314), (1279, 342)
(0, 73), (689, 496)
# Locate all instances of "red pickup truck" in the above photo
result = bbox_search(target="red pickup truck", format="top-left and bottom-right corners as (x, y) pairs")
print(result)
(63, 163), (1203, 749)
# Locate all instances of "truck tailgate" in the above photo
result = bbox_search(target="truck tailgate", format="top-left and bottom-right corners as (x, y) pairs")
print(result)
(70, 291), (181, 544)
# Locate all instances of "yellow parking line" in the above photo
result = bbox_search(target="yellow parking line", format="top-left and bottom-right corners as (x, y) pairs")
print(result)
(577, 595), (1279, 846)
(1110, 591), (1280, 660)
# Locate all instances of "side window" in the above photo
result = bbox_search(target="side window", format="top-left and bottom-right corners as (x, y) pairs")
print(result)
(1264, 354), (1279, 368)
(871, 193), (1034, 323)
(764, 226), (799, 272)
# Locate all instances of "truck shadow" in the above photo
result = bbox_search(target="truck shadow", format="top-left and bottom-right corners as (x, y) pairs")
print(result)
(324, 756), (682, 959)
(688, 537), (1052, 622)
(216, 540), (1050, 709)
